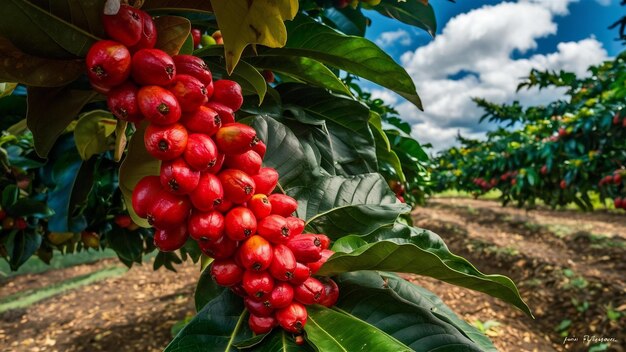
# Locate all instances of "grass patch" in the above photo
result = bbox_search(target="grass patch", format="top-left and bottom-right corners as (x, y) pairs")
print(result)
(0, 249), (118, 278)
(433, 189), (502, 200)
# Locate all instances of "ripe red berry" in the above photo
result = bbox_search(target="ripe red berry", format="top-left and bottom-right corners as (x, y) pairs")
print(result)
(183, 134), (218, 172)
(287, 234), (323, 263)
(0, 209), (6, 221)
(144, 123), (188, 160)
(180, 106), (222, 136)
(318, 277), (339, 307)
(242, 270), (274, 300)
(225, 207), (257, 241)
(214, 198), (233, 213)
(257, 215), (292, 244)
(252, 168), (279, 195)
(146, 190), (191, 229)
(294, 277), (326, 305)
(198, 235), (238, 259)
(207, 153), (225, 174)
(239, 235), (273, 271)
(191, 29), (201, 47)
(262, 70), (275, 83)
(268, 194), (298, 217)
(540, 165), (548, 175)
(275, 302), (307, 334)
(173, 55), (213, 87)
(212, 80), (244, 111)
(248, 314), (276, 335)
(269, 244), (296, 281)
(86, 40), (131, 88)
(614, 174), (622, 185)
(289, 262), (311, 285)
(307, 249), (334, 275)
(224, 150), (262, 176)
(218, 169), (256, 204)
(132, 176), (162, 218)
(188, 210), (224, 241)
(129, 10), (157, 51)
(560, 180), (567, 190)
(189, 172), (224, 211)
(137, 86), (182, 125)
(102, 5), (143, 47)
(248, 194), (272, 219)
(107, 82), (142, 123)
(614, 197), (623, 209)
(160, 158), (200, 195)
(154, 223), (189, 252)
(205, 102), (234, 125)
(266, 282), (294, 309)
(211, 259), (244, 286)
(215, 123), (259, 155)
(317, 234), (331, 250)
(131, 48), (176, 86)
(168, 74), (209, 112)
(244, 296), (274, 317)
(253, 141), (267, 160)
(15, 217), (27, 230)
(114, 214), (133, 228)
(285, 217), (305, 236)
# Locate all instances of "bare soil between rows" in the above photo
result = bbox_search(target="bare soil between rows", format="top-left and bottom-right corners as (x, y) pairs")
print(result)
(1, 197), (624, 351)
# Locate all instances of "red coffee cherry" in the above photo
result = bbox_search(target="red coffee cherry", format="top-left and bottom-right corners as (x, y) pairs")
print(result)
(307, 249), (334, 275)
(214, 198), (233, 213)
(207, 153), (225, 174)
(268, 244), (296, 281)
(266, 282), (294, 309)
(239, 235), (273, 271)
(287, 234), (323, 263)
(285, 217), (305, 236)
(248, 314), (276, 335)
(248, 194), (272, 219)
(257, 215), (291, 244)
(183, 134), (218, 171)
(275, 302), (307, 334)
(107, 82), (142, 123)
(289, 263), (311, 285)
(268, 194), (298, 217)
(132, 176), (162, 218)
(86, 40), (131, 88)
(138, 86), (182, 125)
(205, 102), (234, 125)
(168, 74), (209, 112)
(210, 259), (243, 286)
(180, 106), (221, 136)
(212, 80), (243, 111)
(189, 172), (224, 211)
(15, 218), (27, 230)
(214, 123), (259, 155)
(160, 158), (200, 195)
(198, 235), (238, 259)
(252, 140), (267, 159)
(173, 55), (213, 87)
(218, 169), (256, 204)
(262, 70), (275, 83)
(242, 270), (274, 300)
(146, 190), (191, 229)
(317, 234), (331, 250)
(225, 207), (257, 241)
(244, 296), (274, 317)
(129, 10), (157, 51)
(131, 48), (176, 86)
(318, 277), (339, 307)
(188, 210), (224, 241)
(191, 29), (201, 47)
(252, 168), (279, 195)
(223, 150), (262, 175)
(294, 277), (326, 305)
(154, 223), (189, 252)
(144, 123), (188, 160)
(102, 4), (143, 47)
(114, 215), (132, 228)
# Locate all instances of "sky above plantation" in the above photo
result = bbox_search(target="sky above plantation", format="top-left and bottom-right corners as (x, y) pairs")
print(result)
(362, 0), (624, 152)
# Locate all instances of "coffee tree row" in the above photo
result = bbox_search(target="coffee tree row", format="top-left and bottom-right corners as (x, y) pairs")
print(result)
(0, 0), (528, 350)
(433, 53), (626, 210)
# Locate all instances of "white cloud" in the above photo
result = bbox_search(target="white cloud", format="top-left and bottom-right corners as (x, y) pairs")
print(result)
(387, 1), (609, 152)
(375, 29), (412, 47)
(595, 0), (611, 6)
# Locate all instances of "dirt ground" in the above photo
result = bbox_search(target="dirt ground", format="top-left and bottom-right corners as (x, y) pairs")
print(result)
(1, 197), (624, 351)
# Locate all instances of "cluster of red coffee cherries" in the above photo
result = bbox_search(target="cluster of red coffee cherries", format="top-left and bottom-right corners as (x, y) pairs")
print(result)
(599, 170), (625, 210)
(85, 4), (339, 336)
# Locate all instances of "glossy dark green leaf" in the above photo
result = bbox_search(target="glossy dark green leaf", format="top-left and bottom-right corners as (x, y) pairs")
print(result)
(335, 271), (484, 351)
(318, 222), (532, 316)
(386, 130), (429, 162)
(165, 290), (253, 352)
(240, 330), (313, 351)
(27, 86), (98, 157)
(206, 58), (267, 103)
(265, 15), (422, 109)
(194, 262), (225, 312)
(1, 185), (19, 209)
(73, 110), (117, 160)
(371, 112), (406, 182)
(180, 33), (195, 55)
(8, 232), (42, 271)
(305, 305), (411, 352)
(28, 0), (106, 37)
(141, 0), (213, 14)
(375, 0), (437, 36)
(0, 0), (99, 59)
(107, 229), (143, 266)
(9, 199), (54, 218)
(323, 6), (367, 37)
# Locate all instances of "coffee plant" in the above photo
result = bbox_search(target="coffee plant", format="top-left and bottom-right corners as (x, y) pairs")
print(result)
(0, 0), (529, 350)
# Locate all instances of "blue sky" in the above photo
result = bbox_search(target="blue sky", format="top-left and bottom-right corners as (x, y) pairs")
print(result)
(360, 0), (624, 151)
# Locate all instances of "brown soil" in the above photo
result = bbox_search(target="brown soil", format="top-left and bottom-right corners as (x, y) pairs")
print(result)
(0, 197), (624, 351)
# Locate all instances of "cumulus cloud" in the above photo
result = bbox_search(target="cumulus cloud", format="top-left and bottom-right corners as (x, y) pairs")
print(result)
(595, 0), (611, 6)
(389, 1), (608, 151)
(375, 29), (412, 47)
